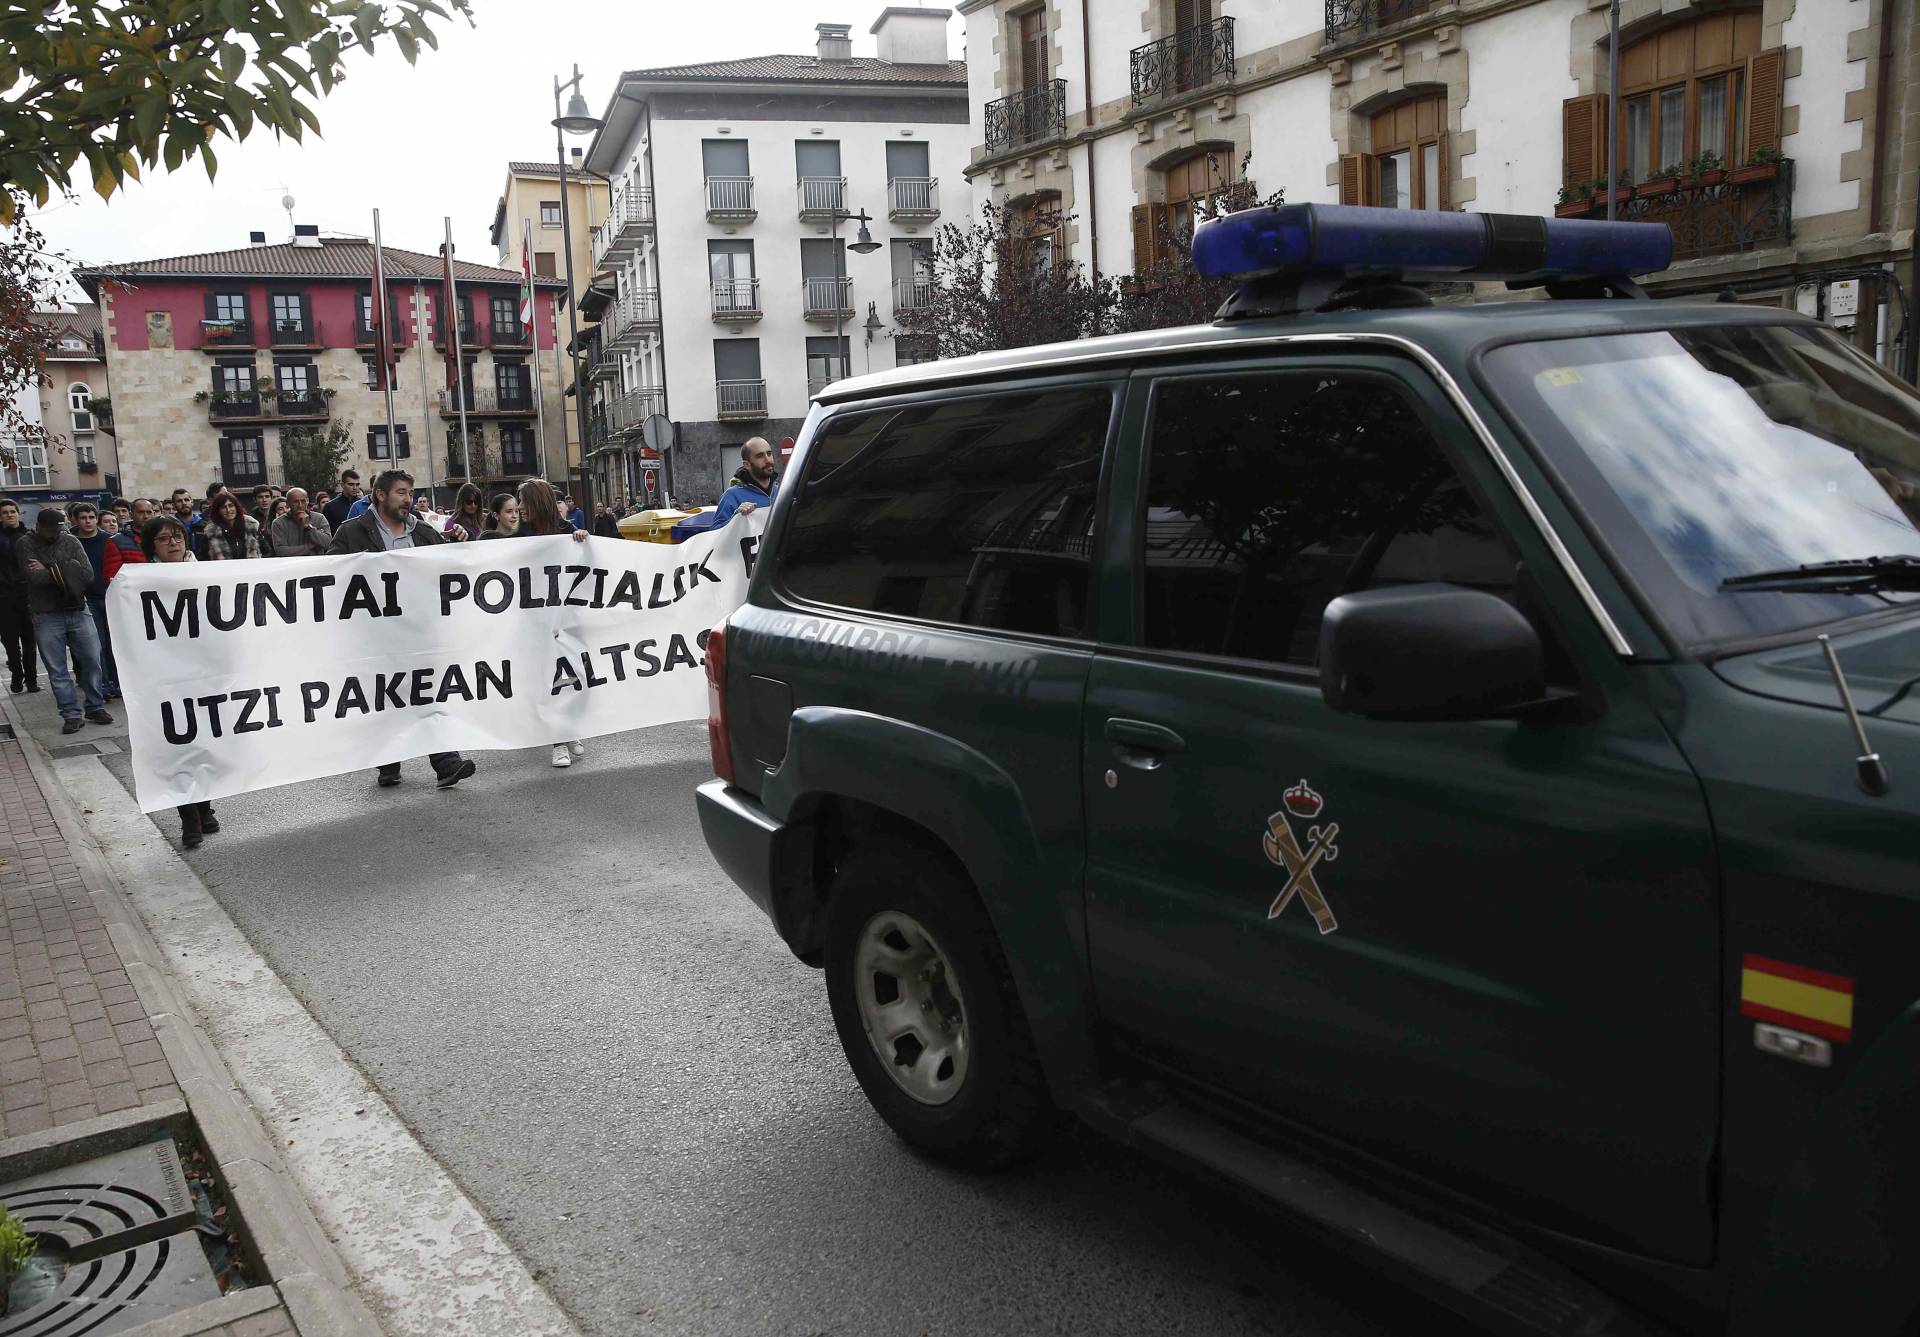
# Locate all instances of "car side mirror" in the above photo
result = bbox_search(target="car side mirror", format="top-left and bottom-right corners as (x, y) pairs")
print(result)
(1319, 583), (1547, 721)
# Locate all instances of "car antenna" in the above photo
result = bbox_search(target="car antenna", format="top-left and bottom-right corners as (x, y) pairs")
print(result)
(1817, 634), (1891, 796)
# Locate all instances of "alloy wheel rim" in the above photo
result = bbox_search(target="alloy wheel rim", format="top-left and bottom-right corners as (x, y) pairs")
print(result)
(853, 910), (970, 1106)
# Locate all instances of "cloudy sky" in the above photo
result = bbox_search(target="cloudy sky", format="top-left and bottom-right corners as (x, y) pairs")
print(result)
(29, 0), (962, 292)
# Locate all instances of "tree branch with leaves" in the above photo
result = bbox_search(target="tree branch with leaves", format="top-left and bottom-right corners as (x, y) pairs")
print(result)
(0, 0), (475, 221)
(0, 194), (65, 467)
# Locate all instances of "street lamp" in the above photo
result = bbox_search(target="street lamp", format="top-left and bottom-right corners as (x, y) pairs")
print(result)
(830, 208), (881, 386)
(552, 65), (602, 516)
(862, 301), (883, 372)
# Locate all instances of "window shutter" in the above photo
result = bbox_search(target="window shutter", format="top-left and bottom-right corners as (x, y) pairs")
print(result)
(395, 425), (411, 460)
(1433, 131), (1451, 211)
(1131, 203), (1158, 270)
(1561, 94), (1609, 188)
(1745, 47), (1786, 157)
(203, 291), (219, 319)
(1339, 154), (1366, 205)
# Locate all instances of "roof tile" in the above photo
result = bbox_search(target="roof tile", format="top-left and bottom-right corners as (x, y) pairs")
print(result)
(621, 54), (964, 85)
(74, 237), (564, 288)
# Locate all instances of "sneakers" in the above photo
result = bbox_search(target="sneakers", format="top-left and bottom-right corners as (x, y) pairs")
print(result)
(435, 758), (478, 789)
(567, 740), (586, 758)
(551, 744), (572, 768)
(60, 718), (83, 735)
(85, 708), (113, 725)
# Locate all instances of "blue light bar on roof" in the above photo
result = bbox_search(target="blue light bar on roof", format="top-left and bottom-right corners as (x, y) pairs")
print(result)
(1191, 204), (1672, 283)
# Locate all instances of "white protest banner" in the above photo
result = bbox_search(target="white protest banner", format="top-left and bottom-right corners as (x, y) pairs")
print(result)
(106, 513), (768, 812)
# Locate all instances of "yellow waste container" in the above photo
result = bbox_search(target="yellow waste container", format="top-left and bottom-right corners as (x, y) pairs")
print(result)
(617, 508), (691, 543)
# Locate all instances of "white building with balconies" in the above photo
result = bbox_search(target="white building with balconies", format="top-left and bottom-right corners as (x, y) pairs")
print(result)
(581, 8), (972, 502)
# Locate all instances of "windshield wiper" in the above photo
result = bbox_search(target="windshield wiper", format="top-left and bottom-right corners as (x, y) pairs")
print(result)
(1721, 554), (1920, 593)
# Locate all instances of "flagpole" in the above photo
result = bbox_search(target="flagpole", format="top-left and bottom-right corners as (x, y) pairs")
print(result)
(525, 218), (549, 482)
(443, 217), (473, 481)
(371, 210), (399, 447)
(417, 285), (437, 496)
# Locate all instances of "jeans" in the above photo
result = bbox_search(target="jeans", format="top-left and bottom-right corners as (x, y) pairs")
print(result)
(87, 598), (119, 697)
(0, 601), (34, 685)
(33, 609), (105, 719)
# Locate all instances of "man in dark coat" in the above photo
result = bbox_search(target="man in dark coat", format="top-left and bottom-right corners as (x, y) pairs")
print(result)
(0, 496), (40, 692)
(17, 509), (110, 733)
(327, 470), (476, 789)
(321, 469), (364, 533)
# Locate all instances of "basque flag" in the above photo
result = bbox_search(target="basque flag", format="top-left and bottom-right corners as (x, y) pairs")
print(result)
(369, 232), (396, 392)
(519, 218), (535, 327)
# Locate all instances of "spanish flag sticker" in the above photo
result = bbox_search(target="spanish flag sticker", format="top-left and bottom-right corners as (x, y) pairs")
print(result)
(1740, 954), (1854, 1044)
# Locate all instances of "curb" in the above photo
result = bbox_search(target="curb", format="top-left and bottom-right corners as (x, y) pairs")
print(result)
(0, 693), (385, 1337)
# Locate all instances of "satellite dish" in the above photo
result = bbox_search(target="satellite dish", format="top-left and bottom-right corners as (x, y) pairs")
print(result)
(641, 414), (672, 453)
(281, 194), (295, 212)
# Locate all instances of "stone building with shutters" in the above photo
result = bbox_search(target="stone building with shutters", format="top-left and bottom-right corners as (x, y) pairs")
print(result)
(74, 229), (569, 501)
(489, 159), (612, 496)
(579, 9), (973, 505)
(960, 0), (1917, 371)
(21, 305), (121, 500)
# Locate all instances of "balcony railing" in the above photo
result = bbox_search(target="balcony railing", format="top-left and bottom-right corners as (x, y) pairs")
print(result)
(711, 277), (762, 321)
(490, 321), (531, 347)
(806, 372), (846, 398)
(603, 287), (662, 344)
(892, 276), (936, 314)
(434, 321), (483, 350)
(887, 177), (939, 222)
(1577, 159), (1794, 263)
(208, 391), (262, 421)
(272, 389), (329, 420)
(802, 275), (854, 319)
(200, 318), (253, 349)
(706, 176), (756, 220)
(205, 389), (330, 422)
(268, 317), (321, 348)
(445, 434), (499, 480)
(438, 386), (536, 415)
(798, 176), (848, 220)
(1131, 17), (1235, 106)
(985, 80), (1067, 155)
(590, 188), (655, 267)
(717, 380), (767, 419)
(1325, 0), (1430, 43)
(594, 386), (666, 444)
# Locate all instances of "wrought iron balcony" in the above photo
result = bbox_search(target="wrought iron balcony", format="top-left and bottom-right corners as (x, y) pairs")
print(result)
(434, 320), (482, 350)
(490, 320), (531, 348)
(1595, 159), (1794, 264)
(802, 276), (854, 320)
(205, 389), (330, 423)
(272, 389), (329, 420)
(1131, 17), (1235, 106)
(717, 379), (767, 420)
(711, 278), (763, 322)
(268, 317), (321, 348)
(199, 317), (253, 350)
(437, 386), (535, 416)
(591, 188), (655, 267)
(706, 176), (756, 221)
(797, 176), (847, 221)
(887, 176), (939, 222)
(1325, 0), (1430, 44)
(207, 391), (262, 421)
(985, 80), (1068, 155)
(892, 276), (935, 314)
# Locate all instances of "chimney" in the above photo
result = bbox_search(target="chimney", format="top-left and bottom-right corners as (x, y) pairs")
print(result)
(291, 223), (322, 249)
(248, 231), (268, 246)
(815, 22), (854, 61)
(571, 146), (584, 165)
(870, 7), (951, 65)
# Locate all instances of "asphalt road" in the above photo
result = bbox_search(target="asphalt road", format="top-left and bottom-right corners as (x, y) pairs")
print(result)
(103, 726), (1472, 1337)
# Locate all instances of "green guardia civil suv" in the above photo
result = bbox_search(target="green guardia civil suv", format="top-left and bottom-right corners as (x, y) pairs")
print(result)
(696, 205), (1920, 1336)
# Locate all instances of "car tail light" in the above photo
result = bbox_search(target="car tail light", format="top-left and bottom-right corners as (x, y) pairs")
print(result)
(705, 621), (734, 784)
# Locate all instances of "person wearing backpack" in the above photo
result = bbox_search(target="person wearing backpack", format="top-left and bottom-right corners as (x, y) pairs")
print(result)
(16, 509), (111, 734)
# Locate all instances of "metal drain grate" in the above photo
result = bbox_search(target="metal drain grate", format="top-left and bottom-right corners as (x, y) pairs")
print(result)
(1, 1232), (219, 1336)
(0, 1143), (216, 1335)
(0, 1144), (194, 1260)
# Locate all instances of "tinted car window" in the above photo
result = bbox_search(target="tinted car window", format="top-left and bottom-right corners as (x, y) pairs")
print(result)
(781, 387), (1113, 637)
(1141, 371), (1513, 666)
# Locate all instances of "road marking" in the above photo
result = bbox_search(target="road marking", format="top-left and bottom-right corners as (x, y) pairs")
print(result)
(55, 756), (582, 1337)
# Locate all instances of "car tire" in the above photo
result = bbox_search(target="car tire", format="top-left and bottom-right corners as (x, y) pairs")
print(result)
(824, 840), (1057, 1171)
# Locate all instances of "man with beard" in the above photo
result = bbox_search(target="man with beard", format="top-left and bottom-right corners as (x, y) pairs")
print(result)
(715, 436), (778, 524)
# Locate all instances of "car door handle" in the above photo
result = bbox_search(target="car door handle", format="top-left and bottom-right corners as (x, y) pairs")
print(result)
(1105, 717), (1185, 769)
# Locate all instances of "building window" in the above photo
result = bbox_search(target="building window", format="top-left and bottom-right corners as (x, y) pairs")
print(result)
(1011, 193), (1062, 276)
(2, 443), (49, 488)
(495, 361), (530, 406)
(363, 356), (399, 390)
(540, 201), (561, 227)
(491, 294), (521, 338)
(68, 383), (94, 433)
(275, 361), (314, 394)
(1340, 93), (1447, 209)
(500, 424), (535, 473)
(368, 425), (411, 460)
(805, 335), (850, 395)
(214, 360), (255, 395)
(1134, 149), (1240, 269)
(220, 435), (267, 486)
(894, 334), (938, 367)
(210, 292), (246, 323)
(1618, 11), (1764, 180)
(1017, 7), (1048, 91)
(75, 441), (96, 468)
(534, 251), (556, 277)
(270, 292), (306, 335)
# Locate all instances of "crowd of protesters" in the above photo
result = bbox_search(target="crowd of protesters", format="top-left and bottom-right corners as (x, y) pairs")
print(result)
(0, 467), (644, 850)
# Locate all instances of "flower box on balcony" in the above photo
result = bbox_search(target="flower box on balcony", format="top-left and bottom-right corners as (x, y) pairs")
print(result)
(1728, 161), (1779, 186)
(1553, 197), (1596, 218)
(1635, 177), (1680, 199)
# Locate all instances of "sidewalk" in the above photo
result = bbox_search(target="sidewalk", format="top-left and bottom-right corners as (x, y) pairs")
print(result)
(0, 675), (377, 1337)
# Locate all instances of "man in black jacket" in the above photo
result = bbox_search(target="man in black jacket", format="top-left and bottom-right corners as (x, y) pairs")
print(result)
(0, 496), (40, 693)
(321, 469), (363, 533)
(327, 470), (475, 788)
(17, 509), (111, 734)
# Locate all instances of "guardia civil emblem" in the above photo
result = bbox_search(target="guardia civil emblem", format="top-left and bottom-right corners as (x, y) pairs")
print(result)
(1262, 780), (1339, 934)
